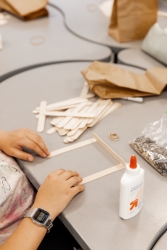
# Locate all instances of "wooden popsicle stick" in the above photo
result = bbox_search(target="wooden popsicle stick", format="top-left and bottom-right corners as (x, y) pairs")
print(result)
(69, 126), (87, 141)
(80, 82), (89, 97)
(50, 117), (63, 125)
(86, 99), (103, 124)
(51, 108), (75, 126)
(33, 106), (71, 114)
(64, 105), (90, 130)
(57, 128), (68, 136)
(98, 102), (121, 122)
(67, 127), (79, 137)
(88, 101), (113, 127)
(66, 137), (74, 142)
(81, 164), (125, 185)
(43, 111), (95, 118)
(87, 99), (111, 125)
(70, 118), (84, 130)
(85, 93), (95, 99)
(66, 102), (121, 142)
(33, 110), (39, 114)
(46, 104), (78, 111)
(78, 101), (99, 129)
(66, 102), (113, 141)
(47, 127), (57, 134)
(48, 138), (96, 157)
(63, 137), (70, 144)
(71, 105), (90, 130)
(37, 101), (47, 132)
(92, 133), (126, 166)
(45, 97), (88, 111)
(57, 102), (91, 128)
(158, 11), (167, 18)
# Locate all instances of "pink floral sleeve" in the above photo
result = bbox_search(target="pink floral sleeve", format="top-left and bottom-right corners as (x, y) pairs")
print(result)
(0, 150), (35, 245)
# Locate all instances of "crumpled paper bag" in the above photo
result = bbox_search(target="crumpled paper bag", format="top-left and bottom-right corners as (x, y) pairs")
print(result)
(108, 0), (158, 43)
(81, 61), (167, 99)
(0, 0), (48, 21)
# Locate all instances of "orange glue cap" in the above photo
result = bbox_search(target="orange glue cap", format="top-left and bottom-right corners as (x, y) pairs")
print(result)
(129, 155), (137, 169)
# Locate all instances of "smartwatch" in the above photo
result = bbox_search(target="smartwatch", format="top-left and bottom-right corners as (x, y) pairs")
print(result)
(24, 208), (53, 233)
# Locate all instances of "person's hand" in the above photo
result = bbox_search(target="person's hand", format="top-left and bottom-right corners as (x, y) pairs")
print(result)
(31, 169), (84, 220)
(0, 128), (50, 162)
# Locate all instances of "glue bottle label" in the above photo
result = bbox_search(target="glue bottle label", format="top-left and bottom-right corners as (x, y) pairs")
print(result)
(129, 181), (144, 214)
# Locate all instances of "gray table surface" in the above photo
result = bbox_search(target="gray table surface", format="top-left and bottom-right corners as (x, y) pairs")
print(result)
(0, 5), (111, 81)
(118, 49), (166, 70)
(153, 232), (167, 250)
(0, 62), (167, 250)
(49, 0), (142, 53)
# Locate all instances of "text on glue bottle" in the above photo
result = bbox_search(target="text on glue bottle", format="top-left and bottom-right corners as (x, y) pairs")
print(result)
(119, 155), (144, 219)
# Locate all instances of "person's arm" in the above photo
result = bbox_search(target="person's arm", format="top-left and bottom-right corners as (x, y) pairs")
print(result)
(0, 169), (84, 250)
(0, 128), (50, 161)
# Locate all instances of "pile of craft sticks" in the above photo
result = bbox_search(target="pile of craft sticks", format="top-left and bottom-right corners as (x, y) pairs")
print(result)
(33, 82), (121, 143)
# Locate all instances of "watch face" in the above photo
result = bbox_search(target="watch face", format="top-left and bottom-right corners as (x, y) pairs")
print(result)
(33, 208), (49, 223)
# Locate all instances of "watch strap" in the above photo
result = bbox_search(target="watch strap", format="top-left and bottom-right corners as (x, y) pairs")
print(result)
(24, 208), (53, 233)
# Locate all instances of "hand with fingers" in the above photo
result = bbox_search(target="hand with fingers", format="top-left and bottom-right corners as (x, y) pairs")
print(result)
(31, 169), (84, 220)
(0, 128), (50, 162)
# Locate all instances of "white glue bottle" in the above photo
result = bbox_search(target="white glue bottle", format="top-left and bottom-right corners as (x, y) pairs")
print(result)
(119, 155), (144, 219)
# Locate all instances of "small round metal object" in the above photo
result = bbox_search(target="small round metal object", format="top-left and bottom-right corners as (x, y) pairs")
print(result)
(109, 133), (119, 141)
(87, 4), (98, 12)
(30, 36), (45, 46)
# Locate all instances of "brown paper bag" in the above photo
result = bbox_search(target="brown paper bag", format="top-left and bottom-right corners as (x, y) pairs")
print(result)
(108, 0), (158, 42)
(0, 0), (48, 21)
(81, 61), (167, 99)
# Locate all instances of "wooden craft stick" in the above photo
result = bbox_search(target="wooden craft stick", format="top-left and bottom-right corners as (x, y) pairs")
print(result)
(88, 102), (121, 128)
(63, 137), (70, 144)
(66, 137), (74, 142)
(33, 110), (39, 114)
(45, 97), (88, 111)
(47, 127), (57, 134)
(37, 101), (47, 132)
(98, 102), (121, 122)
(48, 138), (96, 157)
(78, 101), (99, 129)
(85, 93), (95, 99)
(65, 102), (121, 142)
(87, 99), (111, 124)
(57, 128), (68, 136)
(92, 133), (126, 166)
(50, 117), (63, 125)
(51, 108), (74, 126)
(57, 102), (91, 128)
(44, 111), (95, 118)
(47, 104), (78, 111)
(64, 105), (90, 130)
(71, 105), (90, 130)
(81, 164), (125, 184)
(70, 126), (87, 140)
(158, 11), (167, 18)
(67, 127), (79, 137)
(33, 106), (73, 114)
(88, 101), (113, 127)
(80, 82), (89, 97)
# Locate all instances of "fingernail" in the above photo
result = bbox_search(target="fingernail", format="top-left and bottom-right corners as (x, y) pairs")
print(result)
(43, 153), (47, 157)
(46, 150), (50, 155)
(28, 156), (33, 162)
